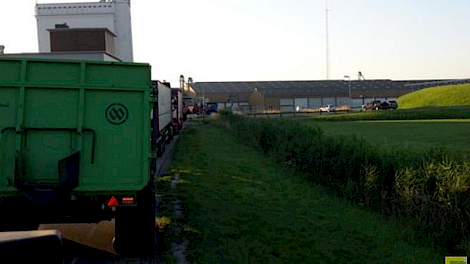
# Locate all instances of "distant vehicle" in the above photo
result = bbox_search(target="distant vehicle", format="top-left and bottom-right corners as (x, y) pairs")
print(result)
(205, 102), (218, 115)
(379, 101), (391, 110)
(365, 100), (397, 111)
(365, 100), (382, 111)
(171, 88), (184, 131)
(319, 105), (335, 113)
(388, 100), (398, 109)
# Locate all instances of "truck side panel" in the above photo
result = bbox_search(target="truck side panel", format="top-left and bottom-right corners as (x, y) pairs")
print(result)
(0, 87), (17, 192)
(158, 82), (172, 132)
(178, 90), (183, 122)
(80, 90), (145, 190)
(0, 59), (151, 194)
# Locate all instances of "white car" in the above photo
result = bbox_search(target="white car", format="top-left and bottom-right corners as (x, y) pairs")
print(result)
(319, 105), (335, 113)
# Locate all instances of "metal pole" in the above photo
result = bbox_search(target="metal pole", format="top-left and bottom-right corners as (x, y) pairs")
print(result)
(348, 80), (352, 110)
(348, 79), (352, 98)
(344, 75), (351, 107)
(202, 86), (205, 121)
(325, 0), (330, 80)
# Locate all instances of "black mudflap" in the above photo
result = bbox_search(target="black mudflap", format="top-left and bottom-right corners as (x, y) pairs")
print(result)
(58, 151), (80, 191)
(1, 152), (81, 231)
(114, 185), (156, 256)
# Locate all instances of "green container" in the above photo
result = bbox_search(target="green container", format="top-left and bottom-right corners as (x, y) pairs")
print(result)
(0, 58), (152, 198)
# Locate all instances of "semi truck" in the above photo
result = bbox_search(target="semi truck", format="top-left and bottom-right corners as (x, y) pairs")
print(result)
(171, 88), (183, 132)
(153, 81), (173, 157)
(0, 58), (159, 255)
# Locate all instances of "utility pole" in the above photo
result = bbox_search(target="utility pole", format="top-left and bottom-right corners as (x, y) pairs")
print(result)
(325, 0), (330, 80)
(179, 75), (185, 93)
(200, 78), (205, 121)
(344, 75), (351, 98)
(344, 75), (352, 108)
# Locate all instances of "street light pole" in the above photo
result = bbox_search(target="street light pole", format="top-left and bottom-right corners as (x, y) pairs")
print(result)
(325, 0), (330, 80)
(201, 79), (205, 121)
(344, 75), (352, 107)
(179, 75), (185, 92)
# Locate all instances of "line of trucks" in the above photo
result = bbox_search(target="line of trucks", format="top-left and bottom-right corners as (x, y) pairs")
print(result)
(0, 58), (185, 255)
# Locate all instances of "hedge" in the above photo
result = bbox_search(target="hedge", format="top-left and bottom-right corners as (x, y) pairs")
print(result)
(218, 112), (470, 254)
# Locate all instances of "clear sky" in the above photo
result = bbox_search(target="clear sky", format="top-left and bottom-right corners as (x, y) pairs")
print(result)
(1, 0), (469, 85)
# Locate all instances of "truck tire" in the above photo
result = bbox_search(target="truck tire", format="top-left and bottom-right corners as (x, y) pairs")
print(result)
(157, 142), (165, 157)
(174, 124), (181, 135)
(168, 127), (174, 142)
(114, 184), (156, 256)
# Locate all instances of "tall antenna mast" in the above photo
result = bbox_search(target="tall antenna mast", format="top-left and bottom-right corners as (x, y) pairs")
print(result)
(325, 0), (330, 80)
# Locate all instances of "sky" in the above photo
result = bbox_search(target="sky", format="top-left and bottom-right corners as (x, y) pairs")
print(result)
(1, 0), (469, 85)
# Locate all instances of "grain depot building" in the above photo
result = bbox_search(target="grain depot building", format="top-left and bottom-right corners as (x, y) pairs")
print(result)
(192, 79), (469, 113)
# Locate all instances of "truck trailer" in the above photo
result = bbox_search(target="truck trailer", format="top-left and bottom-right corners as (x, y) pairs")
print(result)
(171, 88), (183, 132)
(0, 58), (157, 255)
(152, 81), (173, 157)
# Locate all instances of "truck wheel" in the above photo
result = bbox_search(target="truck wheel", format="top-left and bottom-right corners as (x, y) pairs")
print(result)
(114, 185), (156, 256)
(173, 125), (180, 135)
(168, 128), (174, 142)
(157, 142), (165, 157)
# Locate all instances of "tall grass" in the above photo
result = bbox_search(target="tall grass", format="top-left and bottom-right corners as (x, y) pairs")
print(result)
(219, 112), (470, 254)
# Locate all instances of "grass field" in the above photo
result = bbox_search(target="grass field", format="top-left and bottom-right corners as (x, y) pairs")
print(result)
(159, 123), (443, 263)
(305, 119), (470, 155)
(399, 84), (470, 109)
(312, 106), (470, 121)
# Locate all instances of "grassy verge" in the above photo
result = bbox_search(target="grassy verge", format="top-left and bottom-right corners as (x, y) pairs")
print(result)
(219, 113), (470, 255)
(159, 122), (443, 263)
(304, 119), (470, 155)
(313, 106), (470, 121)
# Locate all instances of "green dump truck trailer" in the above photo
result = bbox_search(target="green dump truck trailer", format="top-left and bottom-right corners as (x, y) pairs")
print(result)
(0, 58), (156, 255)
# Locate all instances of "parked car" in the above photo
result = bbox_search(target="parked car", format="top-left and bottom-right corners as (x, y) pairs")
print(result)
(364, 100), (382, 111)
(379, 101), (391, 110)
(205, 102), (219, 115)
(319, 105), (336, 113)
(388, 100), (398, 109)
(365, 100), (396, 111)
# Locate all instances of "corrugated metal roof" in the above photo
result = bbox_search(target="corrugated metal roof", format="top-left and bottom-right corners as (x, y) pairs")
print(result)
(193, 80), (401, 97)
(192, 79), (470, 99)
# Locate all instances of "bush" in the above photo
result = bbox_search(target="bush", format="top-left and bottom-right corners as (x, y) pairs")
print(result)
(218, 112), (470, 254)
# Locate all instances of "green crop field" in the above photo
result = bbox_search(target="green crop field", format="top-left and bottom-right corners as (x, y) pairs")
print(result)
(399, 84), (470, 109)
(305, 119), (470, 155)
(158, 123), (443, 263)
(312, 106), (470, 121)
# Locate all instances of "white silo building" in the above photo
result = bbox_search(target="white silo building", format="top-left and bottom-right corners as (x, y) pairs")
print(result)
(35, 0), (134, 62)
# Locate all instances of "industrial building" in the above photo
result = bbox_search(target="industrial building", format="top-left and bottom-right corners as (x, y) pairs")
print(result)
(1, 0), (133, 62)
(192, 79), (470, 112)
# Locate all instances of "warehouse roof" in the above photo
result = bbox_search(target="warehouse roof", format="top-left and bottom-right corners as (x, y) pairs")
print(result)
(194, 80), (389, 92)
(193, 80), (402, 98)
(192, 79), (470, 99)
